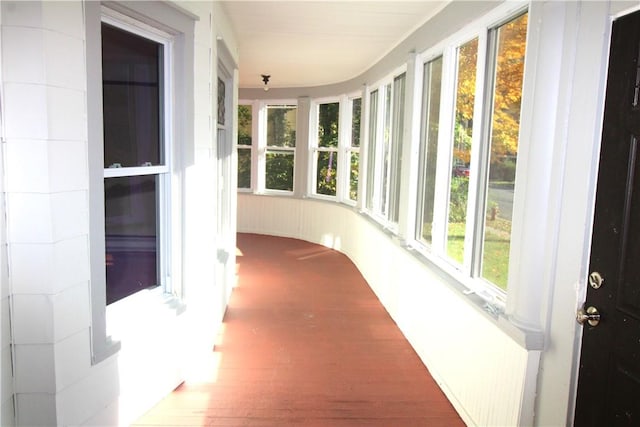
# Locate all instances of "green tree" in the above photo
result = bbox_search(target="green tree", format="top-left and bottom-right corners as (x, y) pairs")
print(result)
(349, 99), (362, 200)
(316, 103), (339, 195)
(238, 105), (252, 145)
(267, 106), (296, 147)
(237, 105), (252, 188)
(266, 106), (296, 191)
(266, 153), (294, 191)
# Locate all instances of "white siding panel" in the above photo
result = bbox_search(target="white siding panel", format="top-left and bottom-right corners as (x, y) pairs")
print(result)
(2, 83), (48, 140)
(55, 355), (119, 426)
(42, 31), (86, 90)
(1, 399), (15, 427)
(15, 392), (56, 427)
(5, 140), (50, 193)
(10, 236), (89, 295)
(53, 329), (91, 392)
(237, 193), (538, 426)
(2, 27), (86, 90)
(1, 27), (46, 84)
(11, 294), (54, 344)
(238, 195), (303, 238)
(13, 344), (55, 393)
(51, 283), (90, 342)
(0, 1), (84, 39)
(46, 87), (86, 141)
(50, 191), (88, 241)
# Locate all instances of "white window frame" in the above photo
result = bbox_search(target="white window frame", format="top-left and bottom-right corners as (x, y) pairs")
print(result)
(364, 66), (407, 231)
(342, 94), (362, 206)
(411, 3), (529, 304)
(101, 9), (173, 302)
(87, 1), (193, 364)
(309, 96), (341, 200)
(237, 101), (254, 191)
(415, 53), (445, 248)
(260, 101), (298, 195)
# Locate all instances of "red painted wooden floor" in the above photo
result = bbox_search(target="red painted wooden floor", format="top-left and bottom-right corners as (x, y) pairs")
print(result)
(134, 233), (465, 426)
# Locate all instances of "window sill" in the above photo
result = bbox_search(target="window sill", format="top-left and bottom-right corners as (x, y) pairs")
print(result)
(308, 193), (338, 202)
(106, 288), (186, 342)
(353, 206), (543, 351)
(262, 189), (295, 196)
(92, 335), (121, 365)
(401, 239), (544, 351)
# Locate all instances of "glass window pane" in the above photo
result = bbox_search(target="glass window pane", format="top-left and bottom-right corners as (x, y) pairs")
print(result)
(266, 151), (294, 191)
(417, 56), (443, 244)
(365, 90), (378, 210)
(380, 84), (392, 216)
(318, 102), (339, 148)
(267, 105), (297, 147)
(389, 74), (406, 223)
(316, 151), (338, 196)
(238, 148), (251, 189)
(447, 38), (478, 263)
(238, 105), (252, 146)
(349, 151), (359, 201)
(105, 175), (159, 304)
(102, 23), (162, 168)
(217, 78), (225, 126)
(482, 13), (528, 289)
(351, 98), (362, 147)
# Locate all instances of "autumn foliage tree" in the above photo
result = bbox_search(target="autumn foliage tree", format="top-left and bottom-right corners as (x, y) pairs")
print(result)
(453, 13), (528, 179)
(489, 13), (527, 181)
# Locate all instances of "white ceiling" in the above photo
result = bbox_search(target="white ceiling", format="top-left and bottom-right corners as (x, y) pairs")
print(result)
(219, 1), (449, 89)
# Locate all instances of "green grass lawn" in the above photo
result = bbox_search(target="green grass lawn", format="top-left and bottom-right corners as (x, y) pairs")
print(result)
(446, 220), (511, 290)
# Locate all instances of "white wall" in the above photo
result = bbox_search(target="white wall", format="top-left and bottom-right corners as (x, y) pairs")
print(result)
(0, 1), (238, 425)
(1, 2), (106, 424)
(1, 8), (15, 417)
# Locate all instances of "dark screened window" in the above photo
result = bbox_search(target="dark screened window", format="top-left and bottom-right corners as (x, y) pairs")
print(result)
(102, 23), (164, 304)
(102, 24), (163, 169)
(104, 176), (158, 304)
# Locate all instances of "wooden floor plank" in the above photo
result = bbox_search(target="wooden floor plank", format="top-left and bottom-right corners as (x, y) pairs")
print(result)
(134, 234), (465, 426)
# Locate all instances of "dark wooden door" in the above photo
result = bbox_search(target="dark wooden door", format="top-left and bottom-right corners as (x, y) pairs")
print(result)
(574, 10), (640, 427)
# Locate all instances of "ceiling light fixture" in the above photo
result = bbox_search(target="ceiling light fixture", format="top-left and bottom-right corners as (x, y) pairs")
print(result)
(261, 74), (270, 92)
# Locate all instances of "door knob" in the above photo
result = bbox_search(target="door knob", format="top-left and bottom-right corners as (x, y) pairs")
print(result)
(588, 271), (604, 289)
(577, 306), (601, 327)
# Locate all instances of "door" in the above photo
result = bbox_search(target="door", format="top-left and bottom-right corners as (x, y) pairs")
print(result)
(574, 10), (640, 427)
(216, 66), (234, 306)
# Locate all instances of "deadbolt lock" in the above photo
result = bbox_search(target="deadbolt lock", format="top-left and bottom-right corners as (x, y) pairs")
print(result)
(588, 271), (604, 289)
(577, 306), (601, 327)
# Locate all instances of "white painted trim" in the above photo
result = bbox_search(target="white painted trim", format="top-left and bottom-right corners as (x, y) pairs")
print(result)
(103, 165), (169, 178)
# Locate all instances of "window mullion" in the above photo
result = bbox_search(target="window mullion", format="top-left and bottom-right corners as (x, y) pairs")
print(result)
(308, 102), (319, 195)
(373, 85), (387, 218)
(104, 165), (169, 178)
(158, 172), (171, 293)
(463, 30), (489, 275)
(385, 82), (395, 222)
(471, 28), (500, 278)
(256, 103), (266, 192)
(336, 95), (350, 202)
(432, 48), (457, 255)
